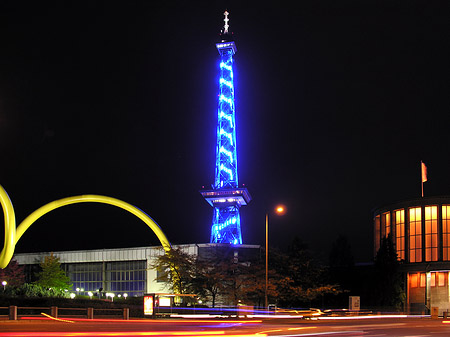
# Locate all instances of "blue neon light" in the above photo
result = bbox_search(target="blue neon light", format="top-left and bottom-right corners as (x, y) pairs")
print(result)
(205, 25), (245, 246)
(220, 78), (234, 89)
(219, 111), (233, 127)
(219, 94), (233, 108)
(219, 146), (233, 163)
(219, 128), (233, 145)
(220, 61), (233, 72)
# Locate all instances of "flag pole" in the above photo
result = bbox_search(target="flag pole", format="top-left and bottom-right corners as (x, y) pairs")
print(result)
(421, 161), (427, 198)
(421, 161), (424, 197)
(421, 175), (424, 198)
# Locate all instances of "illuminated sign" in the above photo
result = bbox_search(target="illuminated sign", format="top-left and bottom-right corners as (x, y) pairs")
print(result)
(143, 295), (154, 316)
(216, 42), (236, 50)
(159, 297), (171, 307)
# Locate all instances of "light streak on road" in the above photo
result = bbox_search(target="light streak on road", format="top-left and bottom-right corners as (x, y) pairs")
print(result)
(0, 332), (267, 337)
(20, 317), (261, 324)
(39, 313), (75, 323)
(318, 314), (429, 320)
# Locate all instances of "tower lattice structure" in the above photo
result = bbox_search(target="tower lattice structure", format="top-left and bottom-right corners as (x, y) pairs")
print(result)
(200, 11), (251, 245)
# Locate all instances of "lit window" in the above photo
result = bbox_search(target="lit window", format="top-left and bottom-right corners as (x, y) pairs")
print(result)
(420, 273), (426, 287)
(438, 272), (446, 287)
(430, 273), (436, 287)
(409, 207), (422, 263)
(395, 209), (405, 260)
(374, 215), (381, 257)
(425, 206), (438, 261)
(443, 206), (450, 260)
(381, 212), (391, 238)
(410, 273), (418, 288)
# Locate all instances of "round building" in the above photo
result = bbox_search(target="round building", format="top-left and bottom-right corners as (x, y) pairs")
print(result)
(374, 196), (450, 314)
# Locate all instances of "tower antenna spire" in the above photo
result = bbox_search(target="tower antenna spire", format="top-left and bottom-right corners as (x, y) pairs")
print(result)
(201, 11), (250, 245)
(223, 10), (230, 34)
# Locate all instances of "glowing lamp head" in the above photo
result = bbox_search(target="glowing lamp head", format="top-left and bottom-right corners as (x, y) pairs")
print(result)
(275, 205), (286, 216)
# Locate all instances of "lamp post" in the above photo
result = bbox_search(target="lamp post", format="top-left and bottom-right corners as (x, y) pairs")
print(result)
(265, 205), (286, 310)
(2, 281), (6, 291)
(265, 213), (269, 310)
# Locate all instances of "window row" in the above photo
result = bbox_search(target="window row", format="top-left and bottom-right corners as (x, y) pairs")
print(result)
(409, 272), (448, 288)
(375, 205), (450, 263)
(70, 272), (102, 282)
(65, 262), (103, 272)
(70, 270), (146, 282)
(71, 280), (144, 296)
(72, 281), (103, 292)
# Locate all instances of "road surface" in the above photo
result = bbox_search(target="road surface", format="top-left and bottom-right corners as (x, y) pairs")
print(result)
(0, 316), (450, 336)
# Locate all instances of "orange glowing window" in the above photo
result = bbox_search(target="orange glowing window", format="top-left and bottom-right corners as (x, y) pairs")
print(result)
(425, 206), (438, 262)
(395, 209), (405, 261)
(438, 272), (446, 287)
(410, 273), (418, 288)
(431, 273), (436, 287)
(409, 207), (422, 263)
(420, 273), (426, 287)
(374, 215), (381, 257)
(382, 212), (391, 238)
(443, 206), (450, 261)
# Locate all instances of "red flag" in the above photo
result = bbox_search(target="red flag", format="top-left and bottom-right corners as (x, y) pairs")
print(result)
(421, 161), (427, 183)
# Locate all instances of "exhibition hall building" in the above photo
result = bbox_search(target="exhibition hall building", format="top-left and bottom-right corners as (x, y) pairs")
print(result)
(13, 243), (261, 299)
(374, 196), (450, 314)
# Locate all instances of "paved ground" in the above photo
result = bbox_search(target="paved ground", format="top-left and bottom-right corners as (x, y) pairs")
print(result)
(0, 316), (449, 336)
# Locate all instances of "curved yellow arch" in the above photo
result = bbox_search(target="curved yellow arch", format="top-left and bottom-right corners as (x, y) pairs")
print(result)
(0, 185), (171, 268)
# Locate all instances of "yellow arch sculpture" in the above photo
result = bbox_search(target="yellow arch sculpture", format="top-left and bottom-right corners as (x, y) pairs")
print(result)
(0, 184), (171, 269)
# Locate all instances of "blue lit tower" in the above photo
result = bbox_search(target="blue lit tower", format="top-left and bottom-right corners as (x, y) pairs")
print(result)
(200, 11), (251, 245)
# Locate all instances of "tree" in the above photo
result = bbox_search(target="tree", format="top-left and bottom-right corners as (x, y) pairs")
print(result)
(373, 234), (405, 310)
(0, 258), (25, 288)
(239, 253), (279, 308)
(271, 237), (342, 307)
(150, 247), (195, 294)
(191, 257), (227, 307)
(329, 235), (355, 291)
(34, 253), (72, 292)
(218, 256), (251, 306)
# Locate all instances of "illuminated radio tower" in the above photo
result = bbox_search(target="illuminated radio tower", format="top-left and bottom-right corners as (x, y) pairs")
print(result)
(200, 11), (251, 245)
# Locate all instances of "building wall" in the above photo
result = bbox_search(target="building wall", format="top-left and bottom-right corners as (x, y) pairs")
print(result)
(374, 197), (450, 314)
(13, 243), (260, 298)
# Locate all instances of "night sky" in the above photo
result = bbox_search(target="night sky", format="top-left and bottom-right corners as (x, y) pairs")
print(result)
(1, 1), (449, 263)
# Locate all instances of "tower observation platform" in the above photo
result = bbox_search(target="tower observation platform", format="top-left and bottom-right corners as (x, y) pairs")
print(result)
(201, 11), (251, 245)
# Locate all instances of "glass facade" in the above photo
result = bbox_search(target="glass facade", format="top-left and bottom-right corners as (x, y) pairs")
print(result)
(106, 261), (146, 295)
(374, 215), (381, 256)
(381, 212), (391, 239)
(374, 200), (450, 263)
(65, 262), (103, 294)
(374, 199), (450, 315)
(409, 272), (426, 288)
(430, 272), (447, 287)
(63, 260), (146, 297)
(443, 205), (450, 261)
(409, 207), (422, 263)
(394, 209), (405, 260)
(425, 206), (438, 262)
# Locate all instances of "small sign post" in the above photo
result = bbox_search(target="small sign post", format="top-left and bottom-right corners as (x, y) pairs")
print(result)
(349, 296), (360, 311)
(144, 294), (155, 317)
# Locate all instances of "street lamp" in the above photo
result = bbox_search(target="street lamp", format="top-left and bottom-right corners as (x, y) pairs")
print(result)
(2, 281), (7, 291)
(265, 204), (286, 310)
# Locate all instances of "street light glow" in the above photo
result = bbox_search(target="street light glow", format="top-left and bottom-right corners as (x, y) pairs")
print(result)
(266, 204), (287, 309)
(275, 205), (286, 215)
